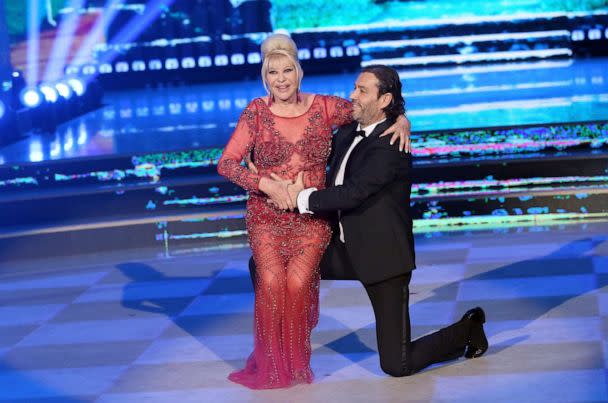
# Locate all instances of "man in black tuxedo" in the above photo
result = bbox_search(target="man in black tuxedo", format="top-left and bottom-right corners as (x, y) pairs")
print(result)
(250, 65), (488, 376)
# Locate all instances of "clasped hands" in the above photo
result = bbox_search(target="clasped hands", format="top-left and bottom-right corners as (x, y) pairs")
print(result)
(258, 172), (305, 211)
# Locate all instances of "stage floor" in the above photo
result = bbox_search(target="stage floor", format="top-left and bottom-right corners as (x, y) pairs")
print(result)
(0, 221), (606, 401)
(1, 58), (607, 166)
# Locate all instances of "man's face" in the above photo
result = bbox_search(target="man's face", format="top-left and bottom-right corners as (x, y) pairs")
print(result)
(350, 72), (388, 126)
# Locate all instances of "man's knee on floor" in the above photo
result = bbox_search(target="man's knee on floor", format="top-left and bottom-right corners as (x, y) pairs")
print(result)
(380, 358), (414, 377)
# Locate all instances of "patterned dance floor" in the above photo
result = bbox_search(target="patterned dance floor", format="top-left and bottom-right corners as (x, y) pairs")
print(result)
(0, 221), (606, 402)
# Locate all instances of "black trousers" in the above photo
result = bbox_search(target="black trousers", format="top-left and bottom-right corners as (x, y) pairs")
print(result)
(249, 241), (470, 377)
(365, 273), (471, 376)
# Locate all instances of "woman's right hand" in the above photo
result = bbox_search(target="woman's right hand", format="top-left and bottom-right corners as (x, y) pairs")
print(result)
(259, 174), (295, 211)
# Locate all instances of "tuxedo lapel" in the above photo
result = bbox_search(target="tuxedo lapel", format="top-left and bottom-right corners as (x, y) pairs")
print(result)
(328, 123), (358, 185)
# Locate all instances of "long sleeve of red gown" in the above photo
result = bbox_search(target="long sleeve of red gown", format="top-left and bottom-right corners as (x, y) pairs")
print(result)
(217, 102), (261, 192)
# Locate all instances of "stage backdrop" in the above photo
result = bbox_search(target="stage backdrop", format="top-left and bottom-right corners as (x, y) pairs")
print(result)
(3, 0), (608, 84)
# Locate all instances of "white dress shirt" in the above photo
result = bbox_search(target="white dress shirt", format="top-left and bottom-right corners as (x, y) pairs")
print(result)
(297, 119), (386, 242)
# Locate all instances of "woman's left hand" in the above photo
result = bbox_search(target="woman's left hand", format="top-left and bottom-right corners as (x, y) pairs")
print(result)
(380, 114), (411, 153)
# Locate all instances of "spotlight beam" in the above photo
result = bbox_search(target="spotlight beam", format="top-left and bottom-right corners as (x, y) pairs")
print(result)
(43, 0), (86, 82)
(26, 0), (41, 85)
(70, 0), (123, 68)
(97, 0), (176, 67)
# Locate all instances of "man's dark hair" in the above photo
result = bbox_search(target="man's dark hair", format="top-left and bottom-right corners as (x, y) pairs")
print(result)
(361, 65), (405, 121)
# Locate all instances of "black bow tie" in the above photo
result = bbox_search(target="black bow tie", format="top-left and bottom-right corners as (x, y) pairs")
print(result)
(355, 130), (366, 138)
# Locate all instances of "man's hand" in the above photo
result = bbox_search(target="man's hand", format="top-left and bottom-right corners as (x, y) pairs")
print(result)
(380, 114), (411, 153)
(287, 172), (305, 211)
(259, 174), (295, 210)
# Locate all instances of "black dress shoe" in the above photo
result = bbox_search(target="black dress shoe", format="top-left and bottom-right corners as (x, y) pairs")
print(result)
(461, 307), (488, 359)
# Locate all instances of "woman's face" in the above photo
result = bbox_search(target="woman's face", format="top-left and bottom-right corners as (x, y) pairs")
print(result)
(266, 55), (298, 102)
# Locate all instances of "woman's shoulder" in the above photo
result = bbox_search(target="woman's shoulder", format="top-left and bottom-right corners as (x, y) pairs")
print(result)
(240, 97), (267, 114)
(248, 97), (266, 108)
(313, 94), (347, 103)
(310, 94), (351, 113)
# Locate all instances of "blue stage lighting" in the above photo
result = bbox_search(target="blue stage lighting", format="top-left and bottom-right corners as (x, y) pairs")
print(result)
(67, 79), (86, 96)
(214, 55), (229, 66)
(65, 66), (80, 75)
(247, 52), (261, 64)
(572, 30), (585, 41)
(298, 49), (311, 60)
(115, 62), (129, 73)
(39, 84), (59, 103)
(55, 82), (73, 99)
(231, 54), (245, 65)
(0, 99), (5, 119)
(82, 65), (97, 76)
(29, 139), (43, 162)
(198, 56), (212, 68)
(96, 0), (178, 70)
(181, 57), (196, 69)
(43, 0), (87, 83)
(330, 46), (344, 58)
(20, 88), (42, 107)
(165, 58), (179, 70)
(588, 29), (602, 40)
(149, 60), (163, 70)
(132, 61), (146, 71)
(26, 0), (41, 85)
(346, 46), (360, 56)
(313, 48), (328, 59)
(99, 63), (113, 74)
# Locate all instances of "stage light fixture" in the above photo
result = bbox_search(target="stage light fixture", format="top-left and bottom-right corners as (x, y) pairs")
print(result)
(115, 62), (129, 73)
(588, 29), (601, 40)
(313, 48), (328, 59)
(198, 56), (212, 67)
(298, 49), (311, 60)
(39, 84), (59, 103)
(99, 63), (113, 74)
(29, 139), (43, 162)
(77, 123), (87, 145)
(65, 66), (80, 75)
(0, 99), (5, 119)
(346, 46), (360, 56)
(67, 78), (85, 96)
(181, 57), (196, 68)
(20, 88), (42, 107)
(55, 82), (73, 99)
(231, 54), (245, 65)
(215, 55), (229, 66)
(330, 46), (344, 57)
(572, 30), (584, 41)
(132, 61), (146, 71)
(218, 99), (230, 110)
(247, 52), (261, 64)
(149, 60), (163, 70)
(202, 100), (213, 111)
(82, 65), (97, 75)
(165, 58), (179, 70)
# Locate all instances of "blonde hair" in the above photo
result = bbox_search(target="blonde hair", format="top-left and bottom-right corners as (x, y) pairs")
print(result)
(260, 33), (303, 94)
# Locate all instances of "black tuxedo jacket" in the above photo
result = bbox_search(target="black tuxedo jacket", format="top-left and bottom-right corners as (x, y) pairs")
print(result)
(310, 120), (415, 285)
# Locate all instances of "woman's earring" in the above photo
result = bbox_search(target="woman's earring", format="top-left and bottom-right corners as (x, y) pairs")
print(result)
(268, 92), (274, 107)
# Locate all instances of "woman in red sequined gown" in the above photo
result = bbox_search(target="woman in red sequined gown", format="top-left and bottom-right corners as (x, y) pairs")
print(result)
(218, 34), (408, 389)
